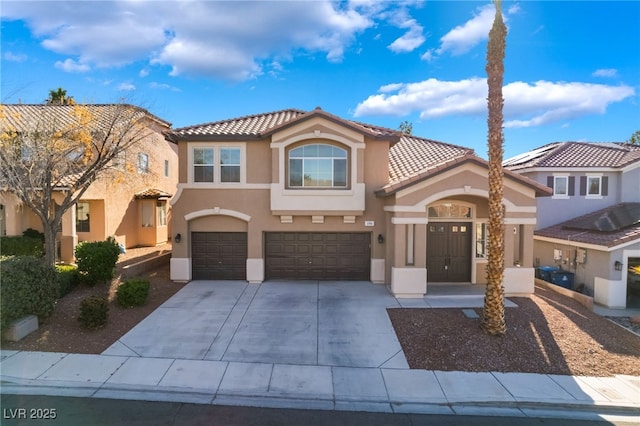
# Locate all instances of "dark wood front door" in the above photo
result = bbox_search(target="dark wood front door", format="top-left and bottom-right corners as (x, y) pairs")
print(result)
(427, 222), (471, 282)
(191, 232), (247, 280)
(265, 232), (371, 280)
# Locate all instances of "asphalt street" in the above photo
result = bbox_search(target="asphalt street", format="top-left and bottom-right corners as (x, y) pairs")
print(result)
(1, 395), (635, 426)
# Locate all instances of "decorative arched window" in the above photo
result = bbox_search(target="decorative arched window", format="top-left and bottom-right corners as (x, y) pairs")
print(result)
(288, 144), (348, 188)
(427, 203), (472, 218)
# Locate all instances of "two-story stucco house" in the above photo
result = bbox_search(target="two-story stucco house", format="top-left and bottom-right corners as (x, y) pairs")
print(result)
(0, 104), (179, 262)
(504, 142), (640, 308)
(167, 107), (551, 297)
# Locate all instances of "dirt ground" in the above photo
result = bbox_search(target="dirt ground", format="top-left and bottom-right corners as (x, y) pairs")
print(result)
(2, 250), (639, 377)
(388, 284), (640, 377)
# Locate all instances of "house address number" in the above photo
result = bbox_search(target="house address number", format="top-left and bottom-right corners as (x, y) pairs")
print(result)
(364, 221), (375, 227)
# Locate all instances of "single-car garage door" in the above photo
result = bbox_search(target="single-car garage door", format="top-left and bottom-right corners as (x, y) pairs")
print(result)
(192, 232), (247, 280)
(265, 232), (371, 280)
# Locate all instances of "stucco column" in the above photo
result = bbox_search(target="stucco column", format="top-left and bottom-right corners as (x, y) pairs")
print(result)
(60, 204), (77, 263)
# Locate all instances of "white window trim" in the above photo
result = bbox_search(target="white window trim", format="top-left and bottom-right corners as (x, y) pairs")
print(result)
(188, 142), (246, 185)
(586, 173), (603, 199)
(552, 174), (570, 199)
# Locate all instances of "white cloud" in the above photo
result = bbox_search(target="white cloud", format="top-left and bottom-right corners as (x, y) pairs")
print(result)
(1, 1), (377, 81)
(54, 58), (89, 72)
(354, 78), (635, 128)
(149, 82), (180, 92)
(592, 68), (618, 78)
(3, 51), (27, 62)
(139, 69), (149, 78)
(436, 4), (496, 56)
(118, 82), (136, 91)
(387, 8), (425, 53)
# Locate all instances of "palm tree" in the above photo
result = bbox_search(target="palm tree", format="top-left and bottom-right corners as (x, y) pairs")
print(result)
(47, 87), (74, 105)
(481, 0), (507, 336)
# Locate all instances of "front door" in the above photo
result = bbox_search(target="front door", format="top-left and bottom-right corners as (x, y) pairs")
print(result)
(427, 222), (471, 282)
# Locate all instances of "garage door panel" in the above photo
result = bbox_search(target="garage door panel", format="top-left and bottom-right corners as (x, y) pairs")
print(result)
(192, 232), (247, 280)
(265, 232), (370, 281)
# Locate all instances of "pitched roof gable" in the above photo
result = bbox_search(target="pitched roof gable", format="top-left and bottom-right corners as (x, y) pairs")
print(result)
(168, 107), (401, 143)
(504, 141), (640, 171)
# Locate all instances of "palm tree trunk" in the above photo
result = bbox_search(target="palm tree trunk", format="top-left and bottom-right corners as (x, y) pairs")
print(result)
(482, 0), (507, 336)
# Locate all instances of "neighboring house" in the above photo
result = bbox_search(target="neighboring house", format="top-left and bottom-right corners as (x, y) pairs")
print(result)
(0, 104), (178, 262)
(167, 107), (550, 297)
(504, 142), (640, 308)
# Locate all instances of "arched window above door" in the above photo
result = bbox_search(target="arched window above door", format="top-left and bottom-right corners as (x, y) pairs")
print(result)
(428, 203), (472, 218)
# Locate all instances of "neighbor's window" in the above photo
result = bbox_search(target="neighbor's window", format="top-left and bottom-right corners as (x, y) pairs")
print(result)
(157, 201), (167, 226)
(113, 151), (126, 170)
(587, 176), (601, 196)
(193, 148), (214, 182)
(76, 202), (90, 232)
(476, 222), (487, 258)
(288, 144), (347, 188)
(553, 176), (568, 196)
(138, 153), (149, 173)
(141, 202), (154, 227)
(220, 147), (241, 183)
(164, 159), (169, 177)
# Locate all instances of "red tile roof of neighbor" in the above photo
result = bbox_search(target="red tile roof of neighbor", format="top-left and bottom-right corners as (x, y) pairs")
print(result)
(169, 107), (551, 194)
(504, 141), (640, 171)
(134, 188), (173, 199)
(535, 203), (640, 248)
(1, 104), (172, 130)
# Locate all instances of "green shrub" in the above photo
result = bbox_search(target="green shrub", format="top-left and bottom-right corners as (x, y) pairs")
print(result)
(55, 264), (80, 297)
(22, 228), (45, 242)
(116, 279), (150, 308)
(0, 256), (58, 330)
(78, 296), (109, 330)
(0, 236), (44, 257)
(74, 237), (120, 286)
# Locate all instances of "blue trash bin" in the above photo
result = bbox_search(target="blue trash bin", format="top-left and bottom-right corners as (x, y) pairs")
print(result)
(550, 271), (574, 289)
(536, 266), (561, 282)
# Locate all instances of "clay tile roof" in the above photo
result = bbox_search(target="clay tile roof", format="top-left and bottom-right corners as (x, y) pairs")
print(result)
(134, 188), (173, 199)
(504, 141), (640, 171)
(169, 107), (401, 142)
(171, 109), (307, 138)
(1, 104), (171, 130)
(535, 202), (640, 248)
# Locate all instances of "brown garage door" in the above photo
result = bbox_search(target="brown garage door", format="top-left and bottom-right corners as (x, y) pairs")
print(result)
(192, 232), (247, 280)
(265, 232), (371, 280)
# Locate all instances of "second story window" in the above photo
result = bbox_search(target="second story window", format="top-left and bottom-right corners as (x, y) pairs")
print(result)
(220, 148), (241, 183)
(553, 176), (568, 196)
(164, 160), (169, 177)
(193, 148), (214, 182)
(138, 153), (149, 174)
(580, 175), (607, 197)
(288, 144), (347, 188)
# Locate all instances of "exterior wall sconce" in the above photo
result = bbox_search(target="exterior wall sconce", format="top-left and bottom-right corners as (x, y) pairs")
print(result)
(377, 234), (384, 244)
(174, 233), (182, 244)
(614, 261), (623, 271)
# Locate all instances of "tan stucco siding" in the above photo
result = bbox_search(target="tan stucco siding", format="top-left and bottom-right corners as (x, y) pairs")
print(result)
(247, 142), (271, 184)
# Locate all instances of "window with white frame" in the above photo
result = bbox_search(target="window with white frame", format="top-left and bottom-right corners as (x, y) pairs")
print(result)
(288, 144), (348, 188)
(475, 222), (487, 258)
(157, 201), (167, 226)
(587, 176), (601, 196)
(553, 176), (568, 196)
(193, 147), (214, 182)
(141, 202), (154, 227)
(220, 147), (241, 183)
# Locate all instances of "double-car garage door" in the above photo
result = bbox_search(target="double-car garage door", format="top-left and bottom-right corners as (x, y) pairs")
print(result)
(191, 231), (371, 281)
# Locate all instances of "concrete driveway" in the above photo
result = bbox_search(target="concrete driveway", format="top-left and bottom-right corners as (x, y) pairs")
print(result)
(103, 280), (408, 369)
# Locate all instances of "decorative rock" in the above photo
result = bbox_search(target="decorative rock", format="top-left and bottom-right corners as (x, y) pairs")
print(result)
(629, 315), (640, 325)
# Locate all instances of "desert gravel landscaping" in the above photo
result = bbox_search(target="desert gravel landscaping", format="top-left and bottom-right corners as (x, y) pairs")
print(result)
(2, 247), (639, 378)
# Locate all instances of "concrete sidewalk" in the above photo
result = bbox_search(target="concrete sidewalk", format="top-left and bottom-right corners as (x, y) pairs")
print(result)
(1, 350), (638, 421)
(1, 280), (638, 421)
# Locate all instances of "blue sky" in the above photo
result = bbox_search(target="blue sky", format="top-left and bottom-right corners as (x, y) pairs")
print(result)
(1, 1), (638, 159)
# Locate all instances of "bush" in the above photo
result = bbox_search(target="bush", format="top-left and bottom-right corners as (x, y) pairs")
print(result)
(116, 279), (150, 308)
(0, 236), (44, 257)
(75, 237), (121, 286)
(78, 296), (109, 330)
(22, 228), (45, 242)
(55, 264), (80, 297)
(0, 256), (58, 330)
